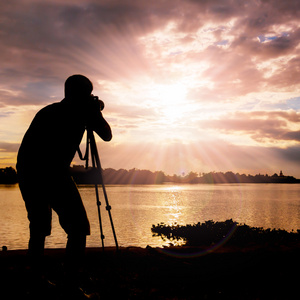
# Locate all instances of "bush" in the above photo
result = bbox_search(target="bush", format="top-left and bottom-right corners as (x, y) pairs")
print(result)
(151, 219), (300, 247)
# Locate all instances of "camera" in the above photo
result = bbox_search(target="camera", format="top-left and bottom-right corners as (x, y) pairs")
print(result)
(90, 95), (105, 111)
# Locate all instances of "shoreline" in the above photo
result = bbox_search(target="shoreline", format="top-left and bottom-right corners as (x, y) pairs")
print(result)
(1, 244), (299, 299)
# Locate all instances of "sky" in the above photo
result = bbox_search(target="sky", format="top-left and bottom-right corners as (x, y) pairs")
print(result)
(0, 0), (300, 178)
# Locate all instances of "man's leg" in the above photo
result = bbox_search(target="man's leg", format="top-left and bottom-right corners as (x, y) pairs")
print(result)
(51, 177), (90, 270)
(26, 202), (52, 274)
(28, 233), (46, 257)
(19, 179), (52, 262)
(65, 234), (87, 272)
(51, 177), (101, 298)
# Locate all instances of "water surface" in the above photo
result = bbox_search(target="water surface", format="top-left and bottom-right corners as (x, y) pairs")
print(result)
(0, 183), (299, 250)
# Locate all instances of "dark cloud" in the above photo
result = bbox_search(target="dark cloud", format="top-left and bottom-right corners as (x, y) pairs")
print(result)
(268, 55), (300, 89)
(1, 0), (300, 105)
(281, 131), (300, 142)
(0, 142), (20, 152)
(199, 111), (300, 143)
(0, 1), (156, 105)
(274, 145), (300, 163)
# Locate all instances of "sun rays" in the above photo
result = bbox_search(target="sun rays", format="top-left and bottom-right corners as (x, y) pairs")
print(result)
(149, 82), (188, 124)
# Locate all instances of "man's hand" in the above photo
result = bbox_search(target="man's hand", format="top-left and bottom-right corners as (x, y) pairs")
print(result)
(88, 95), (105, 112)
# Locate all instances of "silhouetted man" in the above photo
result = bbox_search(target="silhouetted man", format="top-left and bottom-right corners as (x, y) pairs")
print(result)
(17, 75), (112, 271)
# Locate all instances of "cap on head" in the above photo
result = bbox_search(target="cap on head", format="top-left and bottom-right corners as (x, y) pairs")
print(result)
(65, 75), (93, 98)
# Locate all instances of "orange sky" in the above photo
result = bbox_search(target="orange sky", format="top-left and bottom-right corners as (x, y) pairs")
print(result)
(0, 0), (300, 177)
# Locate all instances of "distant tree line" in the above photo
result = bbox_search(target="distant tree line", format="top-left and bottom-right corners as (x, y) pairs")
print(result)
(188, 171), (300, 184)
(70, 166), (166, 184)
(69, 166), (300, 184)
(1, 166), (299, 184)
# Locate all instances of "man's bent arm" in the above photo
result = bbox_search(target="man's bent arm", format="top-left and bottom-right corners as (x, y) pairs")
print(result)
(88, 112), (112, 141)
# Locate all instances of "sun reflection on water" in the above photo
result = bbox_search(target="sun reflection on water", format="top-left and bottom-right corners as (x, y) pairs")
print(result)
(161, 185), (183, 223)
(162, 185), (183, 192)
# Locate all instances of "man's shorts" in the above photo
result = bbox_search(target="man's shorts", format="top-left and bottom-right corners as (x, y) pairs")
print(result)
(18, 173), (90, 237)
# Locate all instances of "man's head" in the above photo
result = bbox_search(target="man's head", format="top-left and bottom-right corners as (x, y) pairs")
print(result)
(65, 75), (93, 99)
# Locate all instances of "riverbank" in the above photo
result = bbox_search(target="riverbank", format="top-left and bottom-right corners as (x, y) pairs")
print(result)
(1, 243), (299, 299)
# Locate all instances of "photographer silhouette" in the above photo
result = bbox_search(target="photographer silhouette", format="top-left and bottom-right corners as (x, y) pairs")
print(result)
(17, 75), (112, 273)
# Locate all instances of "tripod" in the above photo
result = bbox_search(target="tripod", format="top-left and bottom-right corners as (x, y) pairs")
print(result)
(78, 129), (118, 251)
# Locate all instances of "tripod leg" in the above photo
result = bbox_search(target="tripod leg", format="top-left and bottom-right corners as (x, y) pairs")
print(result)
(94, 184), (105, 250)
(100, 181), (119, 250)
(88, 131), (106, 250)
(89, 130), (119, 250)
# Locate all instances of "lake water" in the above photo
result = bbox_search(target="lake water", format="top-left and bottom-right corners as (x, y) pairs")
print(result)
(0, 183), (299, 250)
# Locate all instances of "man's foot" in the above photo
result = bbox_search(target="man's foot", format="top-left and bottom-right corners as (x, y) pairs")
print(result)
(60, 272), (100, 299)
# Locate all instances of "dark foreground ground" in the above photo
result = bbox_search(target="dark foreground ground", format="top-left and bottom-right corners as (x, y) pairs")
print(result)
(0, 243), (299, 300)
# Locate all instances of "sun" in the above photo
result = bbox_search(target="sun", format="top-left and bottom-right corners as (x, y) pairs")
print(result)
(151, 82), (188, 124)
